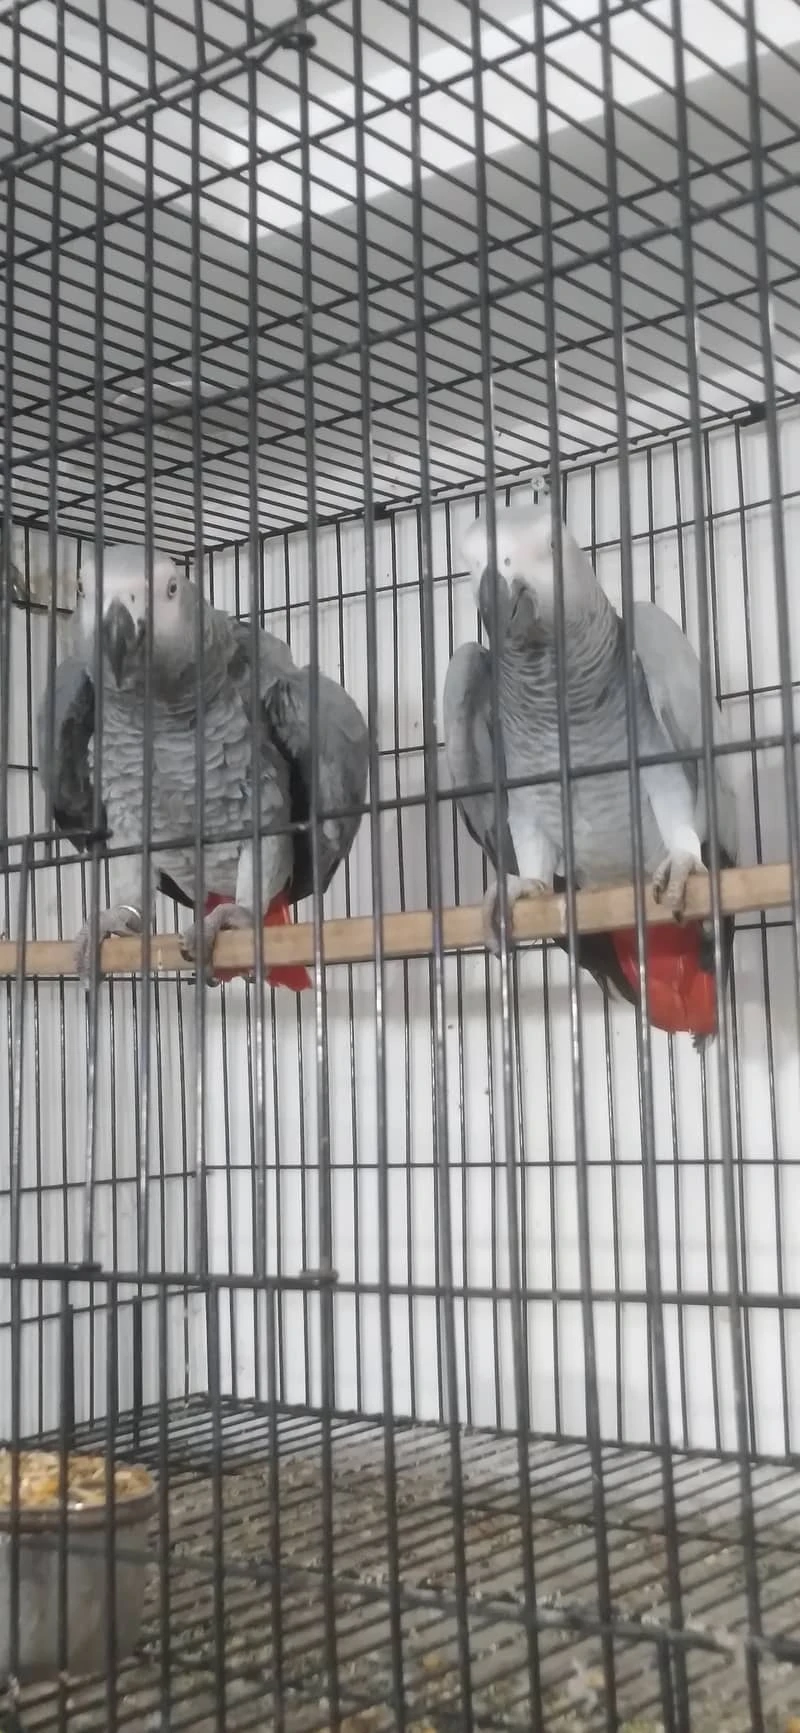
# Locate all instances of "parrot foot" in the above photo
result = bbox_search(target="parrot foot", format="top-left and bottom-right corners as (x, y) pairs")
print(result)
(483, 875), (549, 956)
(180, 902), (255, 986)
(74, 903), (143, 984)
(651, 851), (707, 921)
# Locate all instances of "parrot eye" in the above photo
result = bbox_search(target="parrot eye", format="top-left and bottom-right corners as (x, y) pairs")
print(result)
(503, 557), (511, 567)
(167, 578), (178, 598)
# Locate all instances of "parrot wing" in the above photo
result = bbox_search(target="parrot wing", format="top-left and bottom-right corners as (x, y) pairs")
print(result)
(37, 653), (101, 851)
(633, 598), (738, 868)
(442, 639), (518, 878)
(35, 653), (194, 909)
(230, 622), (369, 907)
(628, 599), (739, 1048)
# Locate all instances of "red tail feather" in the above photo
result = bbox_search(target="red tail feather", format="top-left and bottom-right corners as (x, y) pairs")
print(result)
(610, 921), (717, 1038)
(203, 891), (312, 991)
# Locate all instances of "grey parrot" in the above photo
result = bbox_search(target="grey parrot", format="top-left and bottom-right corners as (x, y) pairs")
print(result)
(37, 543), (369, 987)
(443, 500), (739, 1050)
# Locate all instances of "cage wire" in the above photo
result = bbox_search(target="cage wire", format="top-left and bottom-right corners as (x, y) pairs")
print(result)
(0, 0), (800, 1729)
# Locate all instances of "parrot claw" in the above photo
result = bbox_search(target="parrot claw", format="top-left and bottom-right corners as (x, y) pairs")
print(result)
(482, 875), (549, 956)
(651, 851), (707, 922)
(73, 903), (143, 985)
(181, 902), (255, 986)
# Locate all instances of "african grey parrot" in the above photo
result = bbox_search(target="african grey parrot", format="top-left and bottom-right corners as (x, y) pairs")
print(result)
(37, 543), (369, 987)
(443, 500), (738, 1050)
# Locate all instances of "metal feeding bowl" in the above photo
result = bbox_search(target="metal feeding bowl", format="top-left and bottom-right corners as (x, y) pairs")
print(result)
(0, 1449), (157, 1684)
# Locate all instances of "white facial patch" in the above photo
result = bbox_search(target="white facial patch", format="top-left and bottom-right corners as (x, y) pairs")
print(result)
(78, 547), (180, 629)
(461, 506), (553, 592)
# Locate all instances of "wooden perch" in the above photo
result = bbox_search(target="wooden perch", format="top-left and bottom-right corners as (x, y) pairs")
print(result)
(0, 863), (793, 978)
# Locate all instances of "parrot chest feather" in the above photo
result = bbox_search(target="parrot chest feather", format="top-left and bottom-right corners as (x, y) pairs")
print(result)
(90, 685), (289, 899)
(499, 623), (677, 882)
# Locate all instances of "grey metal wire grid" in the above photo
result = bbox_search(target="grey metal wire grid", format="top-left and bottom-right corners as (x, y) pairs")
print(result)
(2, 1), (800, 1730)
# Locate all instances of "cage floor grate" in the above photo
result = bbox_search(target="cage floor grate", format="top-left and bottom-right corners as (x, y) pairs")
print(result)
(7, 1400), (800, 1732)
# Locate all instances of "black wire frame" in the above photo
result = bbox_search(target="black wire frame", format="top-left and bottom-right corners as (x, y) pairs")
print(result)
(2, 1), (800, 1729)
(2, 414), (800, 1728)
(1, 0), (800, 547)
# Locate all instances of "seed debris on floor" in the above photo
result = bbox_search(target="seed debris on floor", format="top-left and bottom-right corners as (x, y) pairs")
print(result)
(6, 1402), (800, 1732)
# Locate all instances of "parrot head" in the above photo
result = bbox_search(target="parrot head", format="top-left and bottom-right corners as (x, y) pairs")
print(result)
(461, 501), (598, 643)
(75, 544), (193, 687)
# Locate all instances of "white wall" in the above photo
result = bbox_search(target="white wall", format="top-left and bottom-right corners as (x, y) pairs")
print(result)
(1, 407), (799, 1456)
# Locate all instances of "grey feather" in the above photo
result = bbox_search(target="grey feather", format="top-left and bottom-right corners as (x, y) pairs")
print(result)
(442, 641), (517, 877)
(447, 500), (739, 1049)
(229, 620), (370, 905)
(36, 650), (195, 907)
(37, 583), (369, 916)
(443, 635), (642, 1007)
(36, 653), (104, 848)
(633, 598), (738, 865)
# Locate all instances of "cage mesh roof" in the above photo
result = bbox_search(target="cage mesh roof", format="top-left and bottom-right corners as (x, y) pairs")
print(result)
(2, 0), (800, 552)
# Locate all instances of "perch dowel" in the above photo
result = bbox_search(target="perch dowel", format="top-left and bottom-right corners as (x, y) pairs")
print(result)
(0, 862), (793, 978)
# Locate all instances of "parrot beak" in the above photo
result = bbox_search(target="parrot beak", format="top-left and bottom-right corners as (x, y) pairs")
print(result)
(509, 575), (539, 633)
(103, 598), (138, 686)
(478, 567), (511, 642)
(478, 566), (538, 643)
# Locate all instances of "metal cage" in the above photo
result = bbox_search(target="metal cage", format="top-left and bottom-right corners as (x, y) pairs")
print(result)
(1, 1), (800, 1729)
